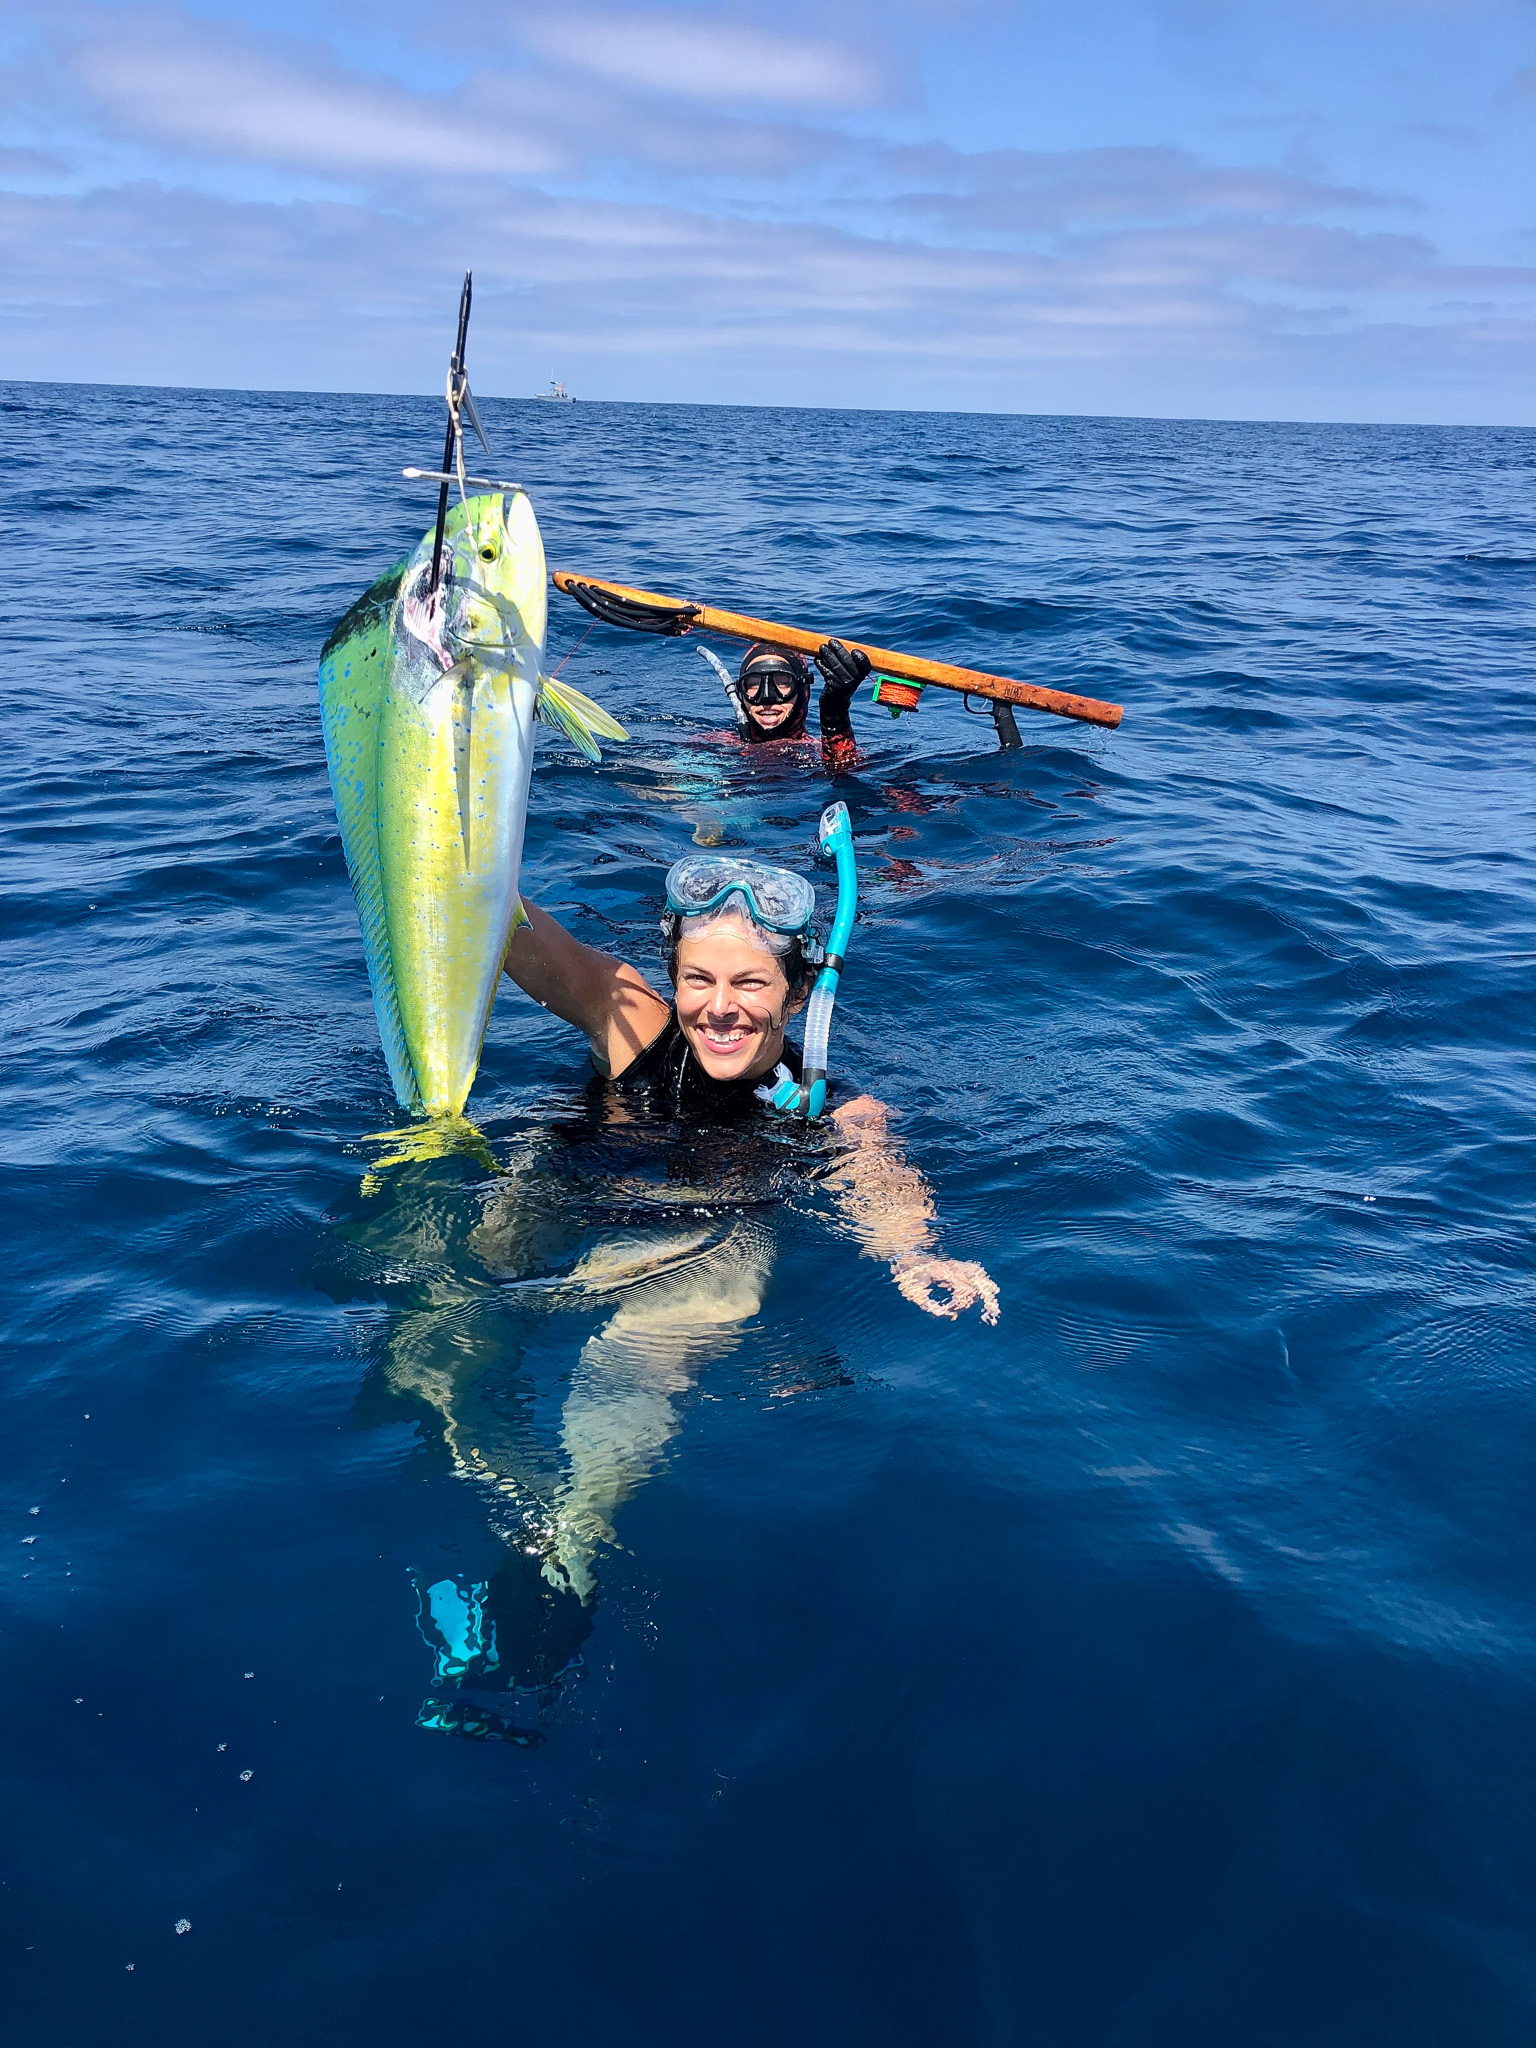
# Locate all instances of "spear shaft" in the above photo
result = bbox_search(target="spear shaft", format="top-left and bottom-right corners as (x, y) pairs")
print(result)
(428, 272), (474, 597)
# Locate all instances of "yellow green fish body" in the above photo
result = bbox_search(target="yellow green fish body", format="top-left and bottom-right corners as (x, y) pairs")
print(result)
(318, 492), (624, 1116)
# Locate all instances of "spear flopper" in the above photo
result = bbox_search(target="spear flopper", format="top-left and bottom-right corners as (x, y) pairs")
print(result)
(551, 572), (1124, 730)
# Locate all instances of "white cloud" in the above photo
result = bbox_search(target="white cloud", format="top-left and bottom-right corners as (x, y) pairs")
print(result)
(71, 25), (559, 178)
(0, 1), (1531, 421)
(881, 144), (1408, 237)
(0, 145), (65, 177)
(3, 174), (1531, 422)
(519, 9), (885, 107)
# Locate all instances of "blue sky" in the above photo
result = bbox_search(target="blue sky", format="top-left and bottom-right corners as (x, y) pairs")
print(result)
(1, 0), (1531, 421)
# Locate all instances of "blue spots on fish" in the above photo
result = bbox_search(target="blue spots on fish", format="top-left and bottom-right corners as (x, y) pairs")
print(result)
(452, 668), (475, 870)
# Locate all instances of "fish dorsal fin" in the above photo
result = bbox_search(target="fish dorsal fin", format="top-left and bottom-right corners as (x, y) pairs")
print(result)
(536, 675), (629, 763)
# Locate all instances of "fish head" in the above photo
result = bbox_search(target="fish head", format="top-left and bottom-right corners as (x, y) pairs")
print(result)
(399, 491), (548, 678)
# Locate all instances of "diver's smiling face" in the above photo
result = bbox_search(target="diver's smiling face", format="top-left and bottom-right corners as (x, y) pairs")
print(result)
(739, 660), (803, 736)
(673, 916), (798, 1081)
(746, 696), (795, 733)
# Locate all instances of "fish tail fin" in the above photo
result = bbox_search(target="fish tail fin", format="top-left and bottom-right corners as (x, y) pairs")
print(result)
(537, 675), (629, 763)
(358, 1114), (499, 1190)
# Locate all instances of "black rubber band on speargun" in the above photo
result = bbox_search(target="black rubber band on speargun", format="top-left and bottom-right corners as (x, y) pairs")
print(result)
(564, 581), (700, 637)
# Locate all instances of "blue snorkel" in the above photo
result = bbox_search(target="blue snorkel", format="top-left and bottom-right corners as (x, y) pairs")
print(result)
(760, 801), (856, 1119)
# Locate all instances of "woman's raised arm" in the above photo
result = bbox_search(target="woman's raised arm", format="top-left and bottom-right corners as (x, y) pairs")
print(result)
(503, 901), (670, 1077)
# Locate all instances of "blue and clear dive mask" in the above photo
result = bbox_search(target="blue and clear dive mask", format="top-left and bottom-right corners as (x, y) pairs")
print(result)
(664, 853), (817, 936)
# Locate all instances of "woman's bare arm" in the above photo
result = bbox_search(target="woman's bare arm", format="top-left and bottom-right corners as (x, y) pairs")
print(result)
(825, 1096), (1000, 1324)
(503, 900), (670, 1078)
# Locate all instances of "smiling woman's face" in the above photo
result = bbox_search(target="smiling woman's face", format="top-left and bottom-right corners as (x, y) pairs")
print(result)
(745, 695), (796, 733)
(672, 914), (799, 1082)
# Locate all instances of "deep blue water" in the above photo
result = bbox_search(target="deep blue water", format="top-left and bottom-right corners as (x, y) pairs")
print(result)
(3, 382), (1534, 2044)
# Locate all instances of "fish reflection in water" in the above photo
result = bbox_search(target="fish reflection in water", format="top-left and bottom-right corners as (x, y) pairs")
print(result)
(333, 1101), (808, 1743)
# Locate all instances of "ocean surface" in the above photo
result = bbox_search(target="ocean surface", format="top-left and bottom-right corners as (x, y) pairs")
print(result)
(3, 381), (1533, 2045)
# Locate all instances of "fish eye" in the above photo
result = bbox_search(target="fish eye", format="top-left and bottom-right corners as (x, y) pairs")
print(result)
(479, 545), (498, 562)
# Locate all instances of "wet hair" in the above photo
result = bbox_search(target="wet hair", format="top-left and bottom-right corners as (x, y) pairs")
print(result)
(661, 903), (814, 999)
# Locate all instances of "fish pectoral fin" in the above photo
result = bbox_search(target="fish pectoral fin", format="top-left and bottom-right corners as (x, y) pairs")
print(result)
(536, 675), (630, 764)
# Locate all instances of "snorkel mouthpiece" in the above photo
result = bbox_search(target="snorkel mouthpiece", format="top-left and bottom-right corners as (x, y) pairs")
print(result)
(756, 802), (857, 1120)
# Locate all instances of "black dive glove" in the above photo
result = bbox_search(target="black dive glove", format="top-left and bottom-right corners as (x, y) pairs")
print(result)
(813, 639), (870, 750)
(814, 639), (872, 703)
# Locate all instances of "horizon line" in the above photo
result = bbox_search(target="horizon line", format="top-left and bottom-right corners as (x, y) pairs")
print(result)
(0, 373), (1528, 435)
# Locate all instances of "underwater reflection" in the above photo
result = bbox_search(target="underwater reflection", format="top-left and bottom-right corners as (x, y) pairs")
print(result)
(328, 1099), (807, 1744)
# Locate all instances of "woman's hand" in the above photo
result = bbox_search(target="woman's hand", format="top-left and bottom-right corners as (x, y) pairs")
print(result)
(891, 1252), (1001, 1325)
(814, 638), (872, 705)
(814, 640), (870, 762)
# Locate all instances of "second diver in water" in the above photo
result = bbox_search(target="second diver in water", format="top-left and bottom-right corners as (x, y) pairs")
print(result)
(701, 638), (870, 768)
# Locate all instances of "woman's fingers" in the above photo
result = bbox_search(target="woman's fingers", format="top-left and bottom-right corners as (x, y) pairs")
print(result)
(894, 1259), (957, 1318)
(892, 1255), (1001, 1324)
(815, 639), (871, 694)
(942, 1258), (1000, 1325)
(971, 1266), (1002, 1326)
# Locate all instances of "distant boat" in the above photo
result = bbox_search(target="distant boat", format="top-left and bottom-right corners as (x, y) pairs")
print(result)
(536, 377), (575, 403)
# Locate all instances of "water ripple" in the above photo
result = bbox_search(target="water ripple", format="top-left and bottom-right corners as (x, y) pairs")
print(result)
(2, 382), (1534, 2043)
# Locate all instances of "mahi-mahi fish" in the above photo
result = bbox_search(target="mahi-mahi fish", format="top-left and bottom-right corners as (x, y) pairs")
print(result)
(318, 491), (625, 1117)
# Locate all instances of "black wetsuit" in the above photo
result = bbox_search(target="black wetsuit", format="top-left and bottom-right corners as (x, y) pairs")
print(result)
(602, 1010), (805, 1122)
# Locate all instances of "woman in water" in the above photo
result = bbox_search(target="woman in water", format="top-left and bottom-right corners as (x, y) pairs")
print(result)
(368, 845), (997, 1734)
(562, 574), (871, 767)
(502, 847), (999, 1329)
(718, 639), (870, 768)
